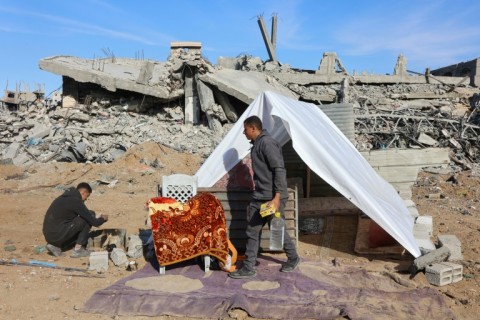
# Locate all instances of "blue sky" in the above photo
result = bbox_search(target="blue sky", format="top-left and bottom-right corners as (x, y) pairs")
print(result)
(1, 0), (480, 95)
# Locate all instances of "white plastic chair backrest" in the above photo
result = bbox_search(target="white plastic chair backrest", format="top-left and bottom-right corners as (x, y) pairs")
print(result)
(162, 174), (197, 203)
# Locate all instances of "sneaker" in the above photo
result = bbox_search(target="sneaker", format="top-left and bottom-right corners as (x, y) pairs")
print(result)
(46, 244), (63, 257)
(70, 247), (91, 258)
(280, 257), (300, 272)
(228, 267), (257, 279)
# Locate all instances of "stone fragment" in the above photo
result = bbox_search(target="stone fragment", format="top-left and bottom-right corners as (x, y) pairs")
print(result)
(12, 153), (30, 166)
(110, 248), (129, 267)
(417, 133), (438, 146)
(89, 251), (109, 272)
(438, 234), (463, 261)
(411, 246), (451, 274)
(29, 125), (51, 139)
(413, 215), (433, 238)
(3, 142), (20, 159)
(126, 234), (143, 259)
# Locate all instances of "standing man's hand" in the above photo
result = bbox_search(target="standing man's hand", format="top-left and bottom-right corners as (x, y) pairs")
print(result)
(271, 193), (281, 212)
(100, 214), (109, 222)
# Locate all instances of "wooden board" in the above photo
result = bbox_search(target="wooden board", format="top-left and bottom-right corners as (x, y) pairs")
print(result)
(354, 216), (405, 255)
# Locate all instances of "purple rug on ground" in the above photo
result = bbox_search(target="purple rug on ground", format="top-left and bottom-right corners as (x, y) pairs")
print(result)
(83, 256), (454, 319)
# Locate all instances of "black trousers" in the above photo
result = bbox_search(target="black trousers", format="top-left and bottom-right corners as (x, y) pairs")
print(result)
(243, 198), (298, 271)
(48, 216), (91, 249)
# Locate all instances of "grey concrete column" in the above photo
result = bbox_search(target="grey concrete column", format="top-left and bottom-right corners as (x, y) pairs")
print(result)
(257, 16), (276, 62)
(184, 70), (200, 125)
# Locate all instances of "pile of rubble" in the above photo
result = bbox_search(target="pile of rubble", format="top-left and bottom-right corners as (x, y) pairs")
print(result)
(351, 86), (480, 166)
(0, 102), (224, 166)
(3, 38), (480, 168)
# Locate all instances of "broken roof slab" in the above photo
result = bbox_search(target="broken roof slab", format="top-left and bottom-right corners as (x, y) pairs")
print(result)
(199, 69), (297, 104)
(39, 56), (183, 100)
(273, 72), (466, 86)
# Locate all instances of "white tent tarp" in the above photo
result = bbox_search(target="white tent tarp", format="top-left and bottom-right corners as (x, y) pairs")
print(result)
(196, 91), (421, 258)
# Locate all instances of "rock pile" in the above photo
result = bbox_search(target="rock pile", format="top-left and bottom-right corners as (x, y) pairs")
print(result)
(0, 102), (223, 166)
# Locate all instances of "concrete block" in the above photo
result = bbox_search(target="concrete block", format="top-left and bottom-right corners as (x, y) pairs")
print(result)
(30, 125), (51, 139)
(408, 206), (420, 218)
(438, 235), (463, 261)
(126, 234), (143, 259)
(425, 262), (463, 286)
(4, 142), (20, 159)
(12, 153), (30, 166)
(415, 238), (436, 253)
(89, 251), (109, 272)
(414, 216), (433, 237)
(411, 246), (450, 274)
(403, 199), (416, 208)
(110, 248), (129, 267)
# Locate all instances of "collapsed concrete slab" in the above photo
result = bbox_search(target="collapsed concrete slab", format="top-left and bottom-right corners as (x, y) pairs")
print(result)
(39, 56), (184, 101)
(410, 246), (451, 274)
(199, 69), (298, 104)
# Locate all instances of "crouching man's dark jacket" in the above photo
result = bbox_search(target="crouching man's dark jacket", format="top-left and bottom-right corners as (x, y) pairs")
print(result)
(43, 187), (105, 242)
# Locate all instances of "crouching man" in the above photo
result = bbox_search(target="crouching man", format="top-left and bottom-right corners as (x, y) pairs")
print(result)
(43, 182), (108, 258)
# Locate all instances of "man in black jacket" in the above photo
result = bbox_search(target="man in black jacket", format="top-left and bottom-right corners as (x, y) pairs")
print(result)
(43, 182), (108, 258)
(229, 116), (299, 279)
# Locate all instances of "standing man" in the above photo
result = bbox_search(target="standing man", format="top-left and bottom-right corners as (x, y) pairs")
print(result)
(43, 182), (108, 258)
(229, 116), (300, 279)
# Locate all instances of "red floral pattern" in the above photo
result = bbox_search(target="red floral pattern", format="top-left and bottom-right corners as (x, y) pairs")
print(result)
(150, 193), (229, 267)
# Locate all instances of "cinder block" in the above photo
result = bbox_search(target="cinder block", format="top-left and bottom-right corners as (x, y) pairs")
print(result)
(414, 216), (433, 237)
(403, 199), (416, 208)
(442, 262), (463, 283)
(425, 262), (463, 286)
(89, 251), (109, 272)
(408, 206), (420, 218)
(415, 238), (436, 253)
(438, 235), (463, 261)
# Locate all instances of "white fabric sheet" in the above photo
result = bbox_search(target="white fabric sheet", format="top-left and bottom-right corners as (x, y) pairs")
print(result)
(196, 91), (421, 257)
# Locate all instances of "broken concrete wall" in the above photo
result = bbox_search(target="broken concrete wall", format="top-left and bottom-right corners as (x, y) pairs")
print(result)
(431, 57), (480, 87)
(4, 47), (477, 169)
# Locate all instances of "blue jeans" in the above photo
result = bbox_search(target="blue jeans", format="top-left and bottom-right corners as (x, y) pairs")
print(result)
(243, 198), (298, 271)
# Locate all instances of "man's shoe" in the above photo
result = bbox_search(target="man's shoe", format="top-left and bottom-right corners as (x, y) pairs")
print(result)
(46, 244), (63, 257)
(280, 257), (300, 272)
(228, 267), (257, 279)
(70, 247), (91, 258)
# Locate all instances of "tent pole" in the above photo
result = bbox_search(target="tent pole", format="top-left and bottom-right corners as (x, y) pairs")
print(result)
(306, 166), (311, 198)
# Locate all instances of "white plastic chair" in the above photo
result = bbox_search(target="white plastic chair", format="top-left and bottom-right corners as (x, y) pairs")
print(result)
(157, 174), (210, 274)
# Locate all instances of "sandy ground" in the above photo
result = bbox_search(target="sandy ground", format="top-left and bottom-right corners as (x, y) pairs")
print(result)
(0, 141), (479, 319)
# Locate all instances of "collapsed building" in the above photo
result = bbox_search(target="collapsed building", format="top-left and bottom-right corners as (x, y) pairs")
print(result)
(1, 37), (477, 167)
(1, 15), (480, 257)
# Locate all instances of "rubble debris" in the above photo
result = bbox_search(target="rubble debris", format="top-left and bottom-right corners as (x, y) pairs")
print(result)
(126, 234), (143, 259)
(196, 78), (227, 133)
(410, 246), (451, 275)
(394, 54), (408, 76)
(3, 41), (480, 170)
(316, 52), (348, 75)
(110, 248), (129, 267)
(213, 88), (238, 122)
(1, 84), (46, 110)
(199, 68), (298, 104)
(438, 234), (464, 261)
(39, 56), (184, 101)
